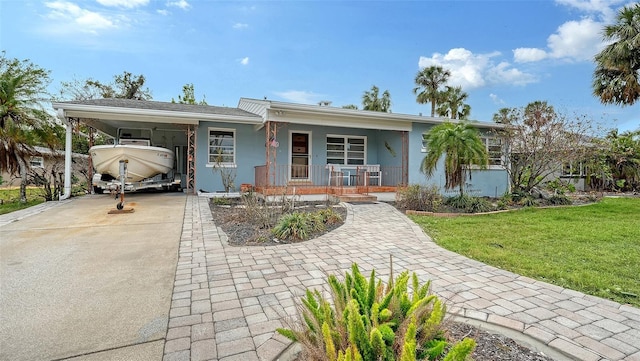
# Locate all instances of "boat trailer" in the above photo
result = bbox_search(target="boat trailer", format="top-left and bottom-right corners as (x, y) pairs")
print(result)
(108, 160), (134, 214)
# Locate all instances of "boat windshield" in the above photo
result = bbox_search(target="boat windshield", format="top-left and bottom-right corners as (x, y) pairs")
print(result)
(120, 139), (151, 146)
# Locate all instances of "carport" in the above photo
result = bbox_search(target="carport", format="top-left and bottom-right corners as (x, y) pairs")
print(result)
(53, 99), (201, 197)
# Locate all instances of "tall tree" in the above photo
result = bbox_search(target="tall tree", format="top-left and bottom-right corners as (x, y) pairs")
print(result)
(492, 107), (517, 124)
(420, 121), (488, 195)
(413, 65), (451, 116)
(172, 83), (207, 105)
(77, 71), (153, 100)
(495, 101), (599, 193)
(0, 52), (56, 202)
(436, 86), (471, 119)
(362, 85), (391, 112)
(592, 4), (640, 106)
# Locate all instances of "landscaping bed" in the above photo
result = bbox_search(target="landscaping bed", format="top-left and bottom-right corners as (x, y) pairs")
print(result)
(209, 196), (347, 246)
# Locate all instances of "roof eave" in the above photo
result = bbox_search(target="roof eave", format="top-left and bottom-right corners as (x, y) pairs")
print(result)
(52, 102), (262, 125)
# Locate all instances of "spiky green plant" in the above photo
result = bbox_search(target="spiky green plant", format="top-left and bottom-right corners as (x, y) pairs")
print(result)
(317, 207), (344, 225)
(277, 261), (475, 360)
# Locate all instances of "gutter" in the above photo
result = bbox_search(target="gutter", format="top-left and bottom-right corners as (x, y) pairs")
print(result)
(51, 102), (262, 125)
(57, 109), (73, 201)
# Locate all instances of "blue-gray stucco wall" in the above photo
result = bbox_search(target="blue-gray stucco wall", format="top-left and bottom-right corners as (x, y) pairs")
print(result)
(196, 121), (265, 192)
(195, 120), (509, 197)
(408, 123), (510, 197)
(195, 122), (405, 192)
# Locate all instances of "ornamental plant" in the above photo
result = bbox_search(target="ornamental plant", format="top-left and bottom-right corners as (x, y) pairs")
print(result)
(277, 261), (475, 361)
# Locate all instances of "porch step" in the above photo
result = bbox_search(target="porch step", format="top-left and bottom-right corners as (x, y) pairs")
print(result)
(330, 194), (378, 203)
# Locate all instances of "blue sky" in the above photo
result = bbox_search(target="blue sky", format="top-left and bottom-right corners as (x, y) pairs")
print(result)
(1, 0), (638, 131)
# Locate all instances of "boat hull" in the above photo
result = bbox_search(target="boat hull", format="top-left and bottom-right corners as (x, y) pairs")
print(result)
(90, 145), (175, 182)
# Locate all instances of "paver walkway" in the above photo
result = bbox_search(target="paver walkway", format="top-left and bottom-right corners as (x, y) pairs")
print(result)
(164, 195), (640, 361)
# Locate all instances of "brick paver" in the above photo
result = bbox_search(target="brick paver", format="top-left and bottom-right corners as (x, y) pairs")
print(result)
(164, 196), (640, 361)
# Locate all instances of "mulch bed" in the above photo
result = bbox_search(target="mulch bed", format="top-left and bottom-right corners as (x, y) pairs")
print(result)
(209, 198), (347, 246)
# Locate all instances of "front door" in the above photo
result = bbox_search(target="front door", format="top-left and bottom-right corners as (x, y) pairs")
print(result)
(290, 132), (310, 180)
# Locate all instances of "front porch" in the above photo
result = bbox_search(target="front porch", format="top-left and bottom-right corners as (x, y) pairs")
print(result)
(252, 164), (403, 201)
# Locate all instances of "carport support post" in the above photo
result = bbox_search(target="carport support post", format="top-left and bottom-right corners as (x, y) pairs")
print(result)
(58, 111), (73, 200)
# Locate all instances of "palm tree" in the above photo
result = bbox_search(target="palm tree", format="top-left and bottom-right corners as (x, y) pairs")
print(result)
(362, 85), (391, 112)
(0, 53), (53, 202)
(436, 86), (470, 119)
(492, 108), (517, 124)
(592, 4), (640, 106)
(172, 83), (208, 105)
(413, 65), (451, 116)
(420, 121), (488, 195)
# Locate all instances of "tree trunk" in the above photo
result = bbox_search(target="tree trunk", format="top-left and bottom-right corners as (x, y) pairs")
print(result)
(18, 158), (27, 203)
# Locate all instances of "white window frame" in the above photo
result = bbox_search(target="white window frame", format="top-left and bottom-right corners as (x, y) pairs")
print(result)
(206, 128), (236, 168)
(561, 161), (586, 177)
(482, 136), (505, 169)
(421, 133), (429, 153)
(326, 135), (367, 165)
(30, 156), (44, 168)
(421, 134), (505, 169)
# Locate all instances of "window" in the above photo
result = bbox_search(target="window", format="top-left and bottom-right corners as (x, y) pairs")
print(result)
(421, 133), (428, 153)
(327, 135), (366, 165)
(422, 134), (505, 167)
(208, 128), (235, 166)
(483, 137), (504, 167)
(30, 156), (44, 168)
(562, 161), (585, 177)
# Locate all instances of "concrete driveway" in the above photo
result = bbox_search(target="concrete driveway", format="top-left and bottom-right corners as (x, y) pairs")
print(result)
(0, 192), (185, 361)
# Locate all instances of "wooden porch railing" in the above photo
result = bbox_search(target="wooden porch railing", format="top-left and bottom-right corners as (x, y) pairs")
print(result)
(254, 164), (403, 195)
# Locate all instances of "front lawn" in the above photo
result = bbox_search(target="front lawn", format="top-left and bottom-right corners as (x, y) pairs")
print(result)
(409, 197), (640, 308)
(0, 188), (46, 215)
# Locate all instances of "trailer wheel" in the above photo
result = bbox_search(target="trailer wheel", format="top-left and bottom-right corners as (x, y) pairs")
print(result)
(93, 186), (104, 194)
(116, 202), (124, 210)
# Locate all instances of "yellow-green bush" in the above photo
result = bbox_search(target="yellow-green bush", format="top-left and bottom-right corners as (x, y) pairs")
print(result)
(278, 262), (475, 360)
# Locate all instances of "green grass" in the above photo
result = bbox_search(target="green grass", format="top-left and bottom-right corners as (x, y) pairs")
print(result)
(409, 197), (640, 307)
(0, 188), (46, 215)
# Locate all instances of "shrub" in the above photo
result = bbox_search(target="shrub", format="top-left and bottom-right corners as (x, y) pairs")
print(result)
(272, 212), (325, 241)
(396, 184), (443, 212)
(240, 192), (278, 229)
(546, 178), (576, 195)
(518, 196), (537, 207)
(548, 195), (572, 205)
(316, 207), (344, 225)
(277, 262), (476, 361)
(445, 194), (493, 213)
(212, 197), (232, 206)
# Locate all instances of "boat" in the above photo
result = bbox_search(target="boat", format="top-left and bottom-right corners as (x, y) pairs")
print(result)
(90, 130), (175, 182)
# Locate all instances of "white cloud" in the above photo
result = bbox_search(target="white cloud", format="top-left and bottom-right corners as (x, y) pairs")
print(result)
(555, 0), (619, 21)
(418, 48), (536, 90)
(44, 1), (117, 34)
(547, 18), (604, 61)
(510, 0), (624, 63)
(513, 48), (548, 63)
(167, 0), (190, 9)
(274, 90), (324, 104)
(233, 23), (248, 29)
(157, 9), (169, 16)
(239, 57), (249, 65)
(489, 93), (505, 105)
(488, 62), (538, 86)
(96, 0), (149, 8)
